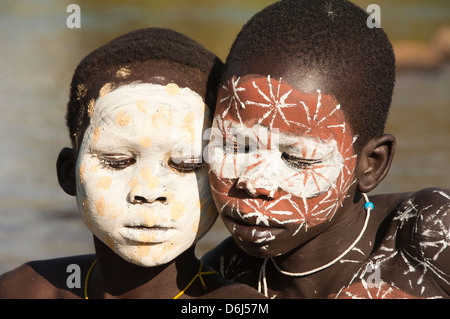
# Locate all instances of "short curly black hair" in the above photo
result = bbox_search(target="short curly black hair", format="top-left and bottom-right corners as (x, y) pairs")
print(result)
(224, 0), (395, 151)
(66, 27), (223, 148)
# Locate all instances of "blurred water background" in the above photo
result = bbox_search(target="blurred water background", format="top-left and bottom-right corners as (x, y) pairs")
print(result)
(0, 0), (449, 275)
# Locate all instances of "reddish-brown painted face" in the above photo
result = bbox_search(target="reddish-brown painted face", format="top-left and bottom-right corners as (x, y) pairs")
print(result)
(208, 75), (358, 256)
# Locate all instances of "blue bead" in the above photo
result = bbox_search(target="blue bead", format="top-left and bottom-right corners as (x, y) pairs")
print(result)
(364, 202), (374, 211)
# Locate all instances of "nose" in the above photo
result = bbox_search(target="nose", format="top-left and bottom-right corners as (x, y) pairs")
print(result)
(128, 166), (168, 204)
(235, 161), (279, 199)
(130, 193), (167, 205)
(128, 184), (168, 204)
(236, 178), (277, 199)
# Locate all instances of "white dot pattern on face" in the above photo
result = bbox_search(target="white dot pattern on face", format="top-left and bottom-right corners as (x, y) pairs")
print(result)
(75, 83), (217, 267)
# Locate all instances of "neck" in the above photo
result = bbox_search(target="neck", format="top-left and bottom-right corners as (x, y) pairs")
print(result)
(268, 194), (378, 298)
(89, 236), (200, 299)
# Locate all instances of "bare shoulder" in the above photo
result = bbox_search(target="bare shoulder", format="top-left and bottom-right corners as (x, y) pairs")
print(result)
(0, 254), (95, 299)
(0, 263), (47, 298)
(396, 187), (450, 294)
(193, 257), (266, 299)
(201, 281), (266, 299)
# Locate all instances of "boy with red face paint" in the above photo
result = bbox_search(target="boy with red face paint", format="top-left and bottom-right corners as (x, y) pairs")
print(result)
(203, 0), (450, 299)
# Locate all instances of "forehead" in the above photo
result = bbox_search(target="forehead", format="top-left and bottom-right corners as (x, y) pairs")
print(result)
(126, 60), (210, 97)
(85, 83), (209, 148)
(93, 83), (207, 119)
(217, 75), (351, 142)
(75, 61), (211, 148)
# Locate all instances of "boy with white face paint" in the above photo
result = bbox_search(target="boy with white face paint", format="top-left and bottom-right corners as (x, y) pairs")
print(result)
(0, 28), (265, 299)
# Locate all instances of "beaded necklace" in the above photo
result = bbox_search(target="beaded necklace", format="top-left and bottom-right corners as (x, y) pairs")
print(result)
(258, 193), (374, 297)
(83, 259), (216, 299)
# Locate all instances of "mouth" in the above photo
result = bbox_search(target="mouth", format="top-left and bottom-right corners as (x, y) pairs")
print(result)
(126, 225), (171, 231)
(223, 211), (284, 245)
(120, 225), (176, 244)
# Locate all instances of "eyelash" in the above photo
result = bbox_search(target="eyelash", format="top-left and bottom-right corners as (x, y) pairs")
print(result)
(100, 156), (202, 173)
(281, 152), (322, 169)
(100, 156), (136, 170)
(168, 158), (203, 173)
(220, 139), (321, 169)
(222, 139), (250, 154)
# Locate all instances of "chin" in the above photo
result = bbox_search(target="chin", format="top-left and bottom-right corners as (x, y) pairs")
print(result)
(230, 221), (320, 259)
(113, 244), (187, 268)
(232, 235), (288, 259)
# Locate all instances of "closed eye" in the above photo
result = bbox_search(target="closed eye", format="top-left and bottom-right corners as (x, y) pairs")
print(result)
(168, 157), (203, 173)
(223, 137), (250, 154)
(281, 152), (321, 169)
(100, 154), (136, 170)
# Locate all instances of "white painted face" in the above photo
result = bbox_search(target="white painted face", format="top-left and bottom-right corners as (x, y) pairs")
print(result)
(76, 83), (216, 267)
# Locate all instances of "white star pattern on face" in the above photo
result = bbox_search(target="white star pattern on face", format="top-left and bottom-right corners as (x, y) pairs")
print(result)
(219, 77), (246, 124)
(213, 75), (358, 232)
(245, 75), (297, 128)
(239, 195), (303, 227)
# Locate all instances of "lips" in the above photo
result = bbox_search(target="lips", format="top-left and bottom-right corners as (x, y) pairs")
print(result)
(229, 207), (282, 228)
(225, 214), (284, 244)
(120, 225), (176, 244)
(221, 205), (285, 244)
(127, 225), (170, 231)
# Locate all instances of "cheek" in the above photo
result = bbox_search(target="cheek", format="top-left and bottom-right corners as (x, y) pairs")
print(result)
(96, 175), (112, 190)
(266, 153), (357, 227)
(279, 147), (344, 198)
(170, 200), (186, 220)
(208, 168), (235, 215)
(197, 181), (218, 234)
(178, 172), (217, 239)
(76, 157), (125, 227)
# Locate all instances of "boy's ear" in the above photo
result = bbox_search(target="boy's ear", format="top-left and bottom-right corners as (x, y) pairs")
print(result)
(56, 147), (77, 196)
(356, 134), (396, 193)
